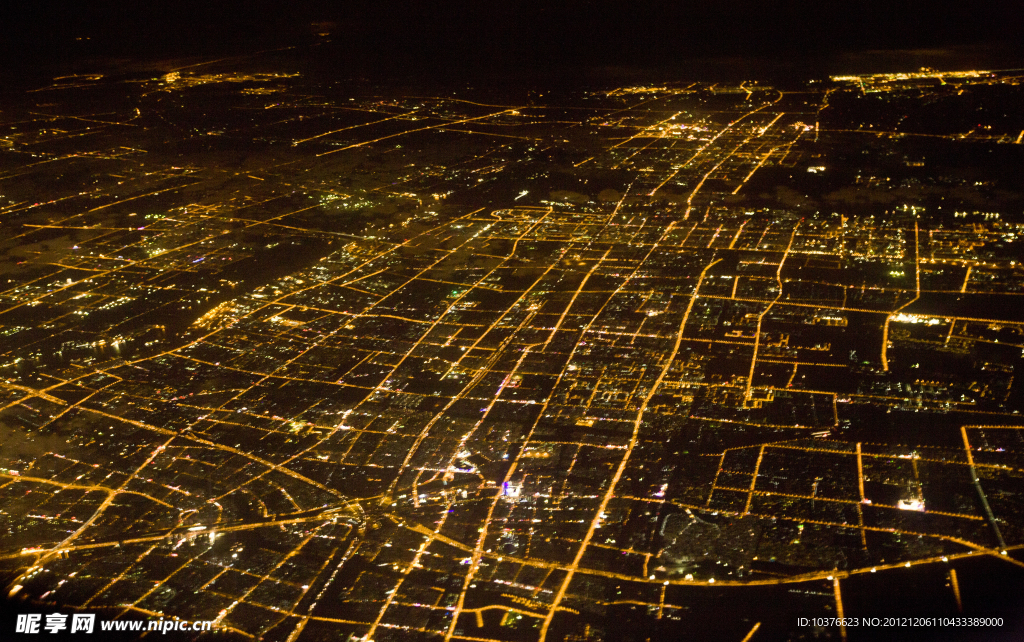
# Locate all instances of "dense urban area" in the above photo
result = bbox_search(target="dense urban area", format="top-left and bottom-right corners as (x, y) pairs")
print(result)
(1, 60), (1024, 641)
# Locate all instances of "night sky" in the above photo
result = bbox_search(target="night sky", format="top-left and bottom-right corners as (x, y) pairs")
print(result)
(3, 1), (1023, 81)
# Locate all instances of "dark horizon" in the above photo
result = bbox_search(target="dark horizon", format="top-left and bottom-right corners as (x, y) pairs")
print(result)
(3, 1), (1023, 84)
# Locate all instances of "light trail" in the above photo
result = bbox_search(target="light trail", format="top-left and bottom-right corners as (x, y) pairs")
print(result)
(881, 222), (920, 371)
(744, 222), (799, 400)
(5, 434), (177, 593)
(538, 257), (721, 641)
(949, 568), (963, 611)
(315, 108), (525, 157)
(834, 577), (847, 640)
(961, 427), (1007, 550)
(292, 111), (418, 145)
(649, 90), (783, 197)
